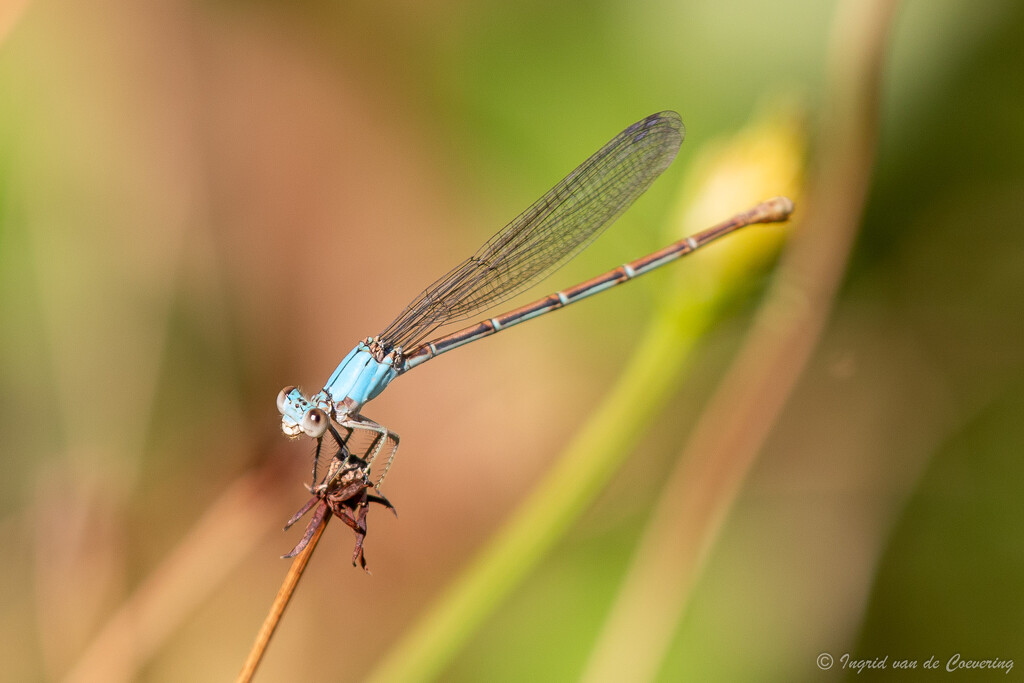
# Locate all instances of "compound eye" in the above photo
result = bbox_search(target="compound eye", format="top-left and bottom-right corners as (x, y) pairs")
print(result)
(300, 408), (329, 439)
(277, 386), (296, 414)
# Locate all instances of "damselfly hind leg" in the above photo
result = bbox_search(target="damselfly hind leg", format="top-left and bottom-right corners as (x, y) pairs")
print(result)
(375, 432), (401, 490)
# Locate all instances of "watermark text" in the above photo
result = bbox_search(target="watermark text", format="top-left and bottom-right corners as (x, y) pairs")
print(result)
(815, 652), (1014, 675)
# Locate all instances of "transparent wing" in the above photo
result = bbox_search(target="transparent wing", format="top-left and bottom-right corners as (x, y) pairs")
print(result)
(378, 111), (684, 351)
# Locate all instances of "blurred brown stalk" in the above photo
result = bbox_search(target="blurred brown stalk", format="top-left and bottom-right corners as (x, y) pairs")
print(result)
(581, 1), (899, 680)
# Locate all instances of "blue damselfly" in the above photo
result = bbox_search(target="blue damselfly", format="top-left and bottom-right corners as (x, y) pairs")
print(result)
(277, 111), (793, 488)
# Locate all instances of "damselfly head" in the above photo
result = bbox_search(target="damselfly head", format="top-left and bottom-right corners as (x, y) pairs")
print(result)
(277, 386), (330, 439)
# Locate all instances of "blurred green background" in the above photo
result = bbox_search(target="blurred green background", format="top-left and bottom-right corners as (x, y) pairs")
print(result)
(1, 0), (1022, 681)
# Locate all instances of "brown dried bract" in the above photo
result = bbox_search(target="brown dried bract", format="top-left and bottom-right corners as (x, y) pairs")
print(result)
(283, 458), (395, 571)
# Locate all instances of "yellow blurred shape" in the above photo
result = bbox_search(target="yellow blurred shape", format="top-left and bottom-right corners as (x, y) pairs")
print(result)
(667, 100), (806, 294)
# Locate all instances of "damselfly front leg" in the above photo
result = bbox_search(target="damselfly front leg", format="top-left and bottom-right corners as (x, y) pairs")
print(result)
(310, 423), (354, 489)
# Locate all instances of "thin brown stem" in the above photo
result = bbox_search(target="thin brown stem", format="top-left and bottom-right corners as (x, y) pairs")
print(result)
(236, 509), (332, 683)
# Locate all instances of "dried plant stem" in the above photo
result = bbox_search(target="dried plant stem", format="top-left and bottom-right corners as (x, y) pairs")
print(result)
(236, 510), (331, 683)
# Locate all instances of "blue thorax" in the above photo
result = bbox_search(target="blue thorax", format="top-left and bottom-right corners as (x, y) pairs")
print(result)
(322, 341), (400, 409)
